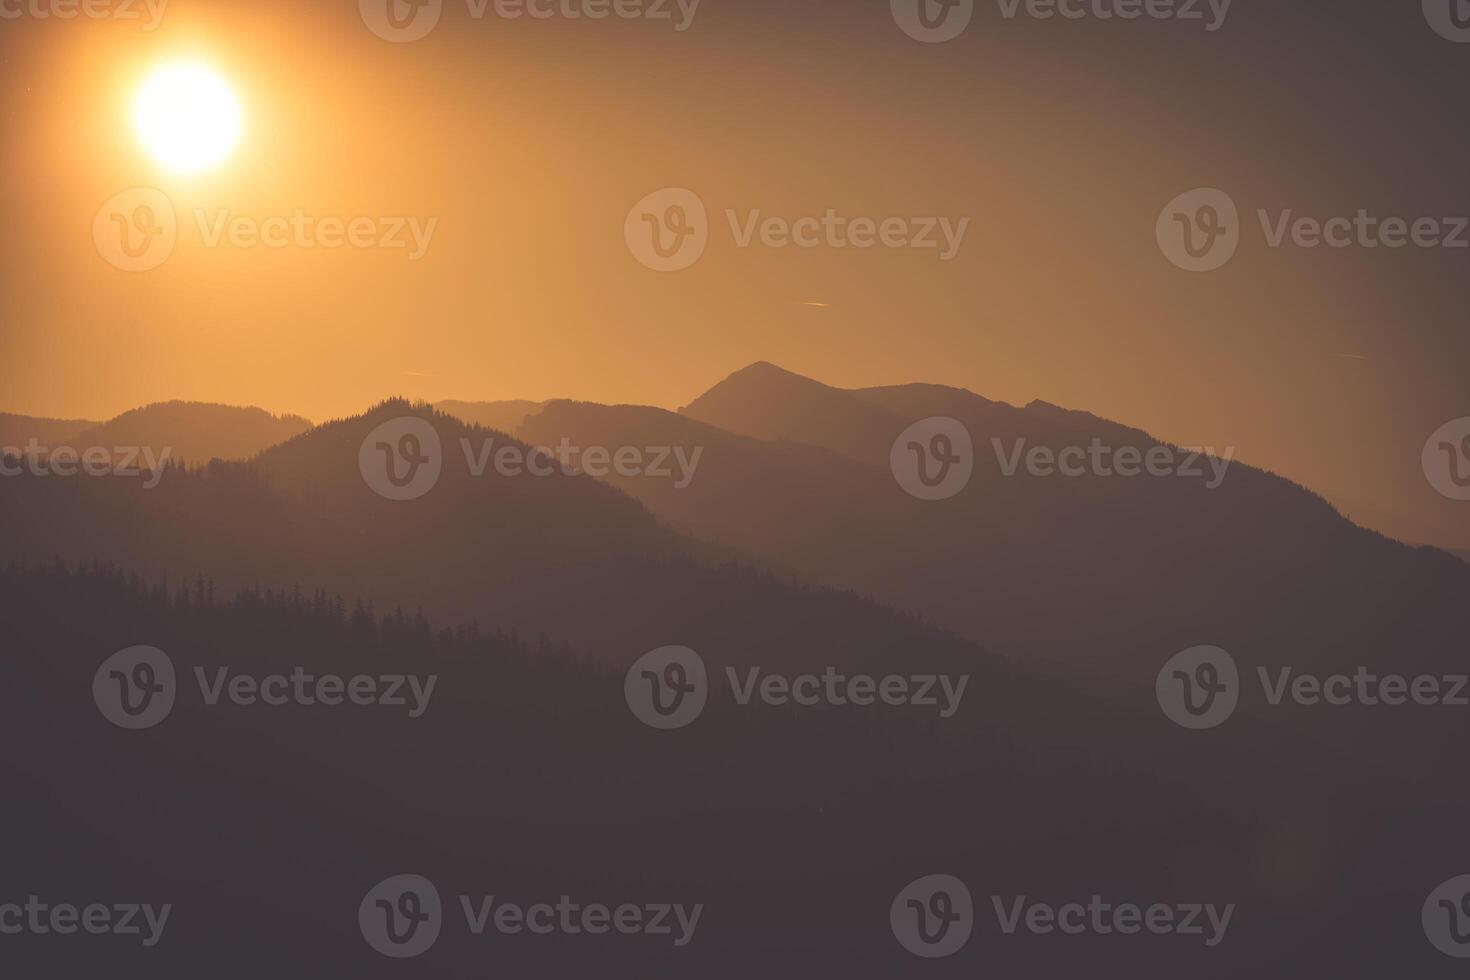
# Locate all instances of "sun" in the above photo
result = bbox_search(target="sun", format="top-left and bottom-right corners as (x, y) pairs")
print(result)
(133, 63), (242, 175)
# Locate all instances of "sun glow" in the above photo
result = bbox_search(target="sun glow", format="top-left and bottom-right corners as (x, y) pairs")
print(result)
(133, 63), (242, 175)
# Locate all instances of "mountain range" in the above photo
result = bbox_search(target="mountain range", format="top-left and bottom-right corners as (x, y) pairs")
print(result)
(4, 366), (1462, 693)
(445, 363), (1469, 686)
(2, 363), (1466, 974)
(0, 401), (311, 463)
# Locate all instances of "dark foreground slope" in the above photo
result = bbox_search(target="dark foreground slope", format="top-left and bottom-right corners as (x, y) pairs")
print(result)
(2, 559), (1467, 978)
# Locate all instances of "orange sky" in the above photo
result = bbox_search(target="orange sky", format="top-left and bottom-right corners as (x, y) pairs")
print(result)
(1, 0), (1465, 548)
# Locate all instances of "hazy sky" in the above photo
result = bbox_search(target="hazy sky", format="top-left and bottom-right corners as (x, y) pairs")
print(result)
(0, 0), (1465, 546)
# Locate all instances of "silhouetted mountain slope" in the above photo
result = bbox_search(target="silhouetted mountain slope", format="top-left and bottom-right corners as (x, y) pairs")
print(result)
(70, 401), (311, 463)
(517, 400), (908, 582)
(681, 361), (901, 463)
(670, 364), (1470, 682)
(435, 398), (544, 434)
(2, 558), (1464, 978)
(1331, 490), (1470, 557)
(0, 411), (97, 447)
(0, 402), (994, 684)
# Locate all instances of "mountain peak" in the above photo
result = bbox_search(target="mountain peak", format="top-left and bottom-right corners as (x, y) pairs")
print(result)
(682, 361), (844, 410)
(682, 362), (900, 464)
(716, 360), (818, 390)
(734, 359), (793, 375)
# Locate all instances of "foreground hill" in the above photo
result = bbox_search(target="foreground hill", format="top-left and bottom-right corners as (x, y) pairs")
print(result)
(1, 558), (1461, 977)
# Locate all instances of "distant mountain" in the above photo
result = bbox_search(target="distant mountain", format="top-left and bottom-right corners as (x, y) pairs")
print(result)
(6, 387), (1464, 746)
(689, 364), (1470, 554)
(682, 362), (903, 464)
(517, 400), (910, 588)
(64, 401), (312, 464)
(663, 363), (1470, 681)
(435, 398), (544, 434)
(0, 411), (98, 448)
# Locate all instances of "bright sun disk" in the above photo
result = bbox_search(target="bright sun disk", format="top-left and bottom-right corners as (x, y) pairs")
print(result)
(133, 63), (242, 175)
